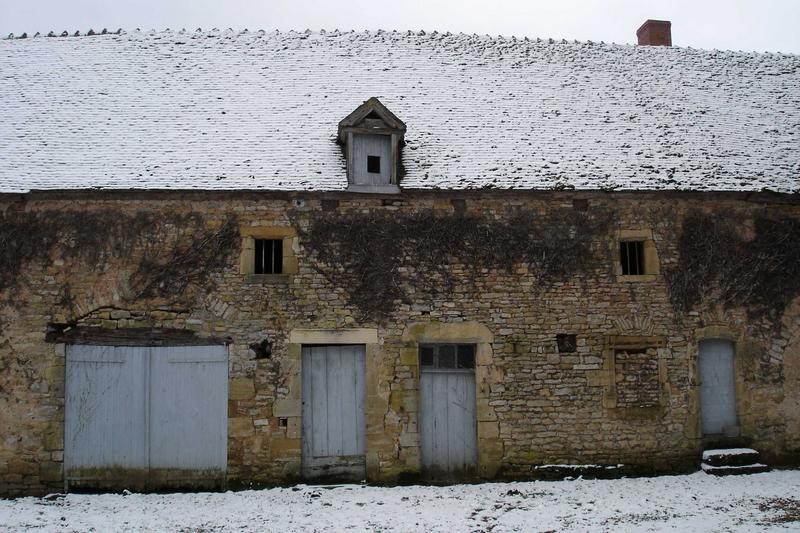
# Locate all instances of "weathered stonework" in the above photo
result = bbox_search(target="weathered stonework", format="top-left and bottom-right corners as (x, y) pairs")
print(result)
(0, 189), (798, 496)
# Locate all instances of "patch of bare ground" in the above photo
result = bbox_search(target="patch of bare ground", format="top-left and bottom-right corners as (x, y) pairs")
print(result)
(758, 497), (800, 524)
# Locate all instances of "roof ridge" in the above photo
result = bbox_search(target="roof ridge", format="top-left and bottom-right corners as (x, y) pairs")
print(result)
(4, 27), (796, 57)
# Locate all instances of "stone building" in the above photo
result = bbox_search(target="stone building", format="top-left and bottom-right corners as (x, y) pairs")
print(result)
(1, 21), (799, 496)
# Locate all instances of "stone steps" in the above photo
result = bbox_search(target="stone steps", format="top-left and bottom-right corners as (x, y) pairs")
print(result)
(701, 448), (770, 476)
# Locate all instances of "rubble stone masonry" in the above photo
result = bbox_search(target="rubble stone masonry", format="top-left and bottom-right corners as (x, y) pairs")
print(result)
(1, 189), (798, 496)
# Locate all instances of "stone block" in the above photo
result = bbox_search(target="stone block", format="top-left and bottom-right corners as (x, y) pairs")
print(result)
(273, 399), (301, 417)
(478, 420), (500, 438)
(39, 462), (62, 482)
(270, 438), (301, 456)
(43, 427), (63, 451)
(228, 417), (254, 438)
(229, 378), (256, 400)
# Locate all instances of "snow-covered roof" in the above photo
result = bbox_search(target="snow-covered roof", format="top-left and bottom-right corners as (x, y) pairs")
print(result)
(1, 29), (798, 194)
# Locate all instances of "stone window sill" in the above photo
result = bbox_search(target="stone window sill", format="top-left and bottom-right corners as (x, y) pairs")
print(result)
(346, 184), (401, 194)
(616, 274), (657, 283)
(244, 274), (291, 285)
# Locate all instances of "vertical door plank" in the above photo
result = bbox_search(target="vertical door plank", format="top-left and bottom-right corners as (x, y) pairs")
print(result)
(448, 373), (467, 471)
(301, 346), (313, 466)
(310, 346), (329, 457)
(339, 345), (357, 456)
(420, 373), (433, 469)
(433, 373), (450, 472)
(326, 345), (344, 457)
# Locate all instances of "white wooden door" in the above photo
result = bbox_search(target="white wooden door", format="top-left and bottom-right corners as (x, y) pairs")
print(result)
(65, 344), (228, 491)
(149, 346), (229, 474)
(419, 345), (478, 479)
(699, 340), (737, 435)
(301, 345), (366, 481)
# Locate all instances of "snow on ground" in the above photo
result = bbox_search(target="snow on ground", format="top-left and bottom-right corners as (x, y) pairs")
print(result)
(2, 470), (800, 532)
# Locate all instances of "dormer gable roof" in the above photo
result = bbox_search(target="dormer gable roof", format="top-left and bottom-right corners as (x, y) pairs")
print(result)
(337, 97), (407, 142)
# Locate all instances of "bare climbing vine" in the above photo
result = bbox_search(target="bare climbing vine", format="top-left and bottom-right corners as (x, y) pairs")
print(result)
(664, 210), (800, 326)
(295, 208), (610, 321)
(0, 210), (239, 303)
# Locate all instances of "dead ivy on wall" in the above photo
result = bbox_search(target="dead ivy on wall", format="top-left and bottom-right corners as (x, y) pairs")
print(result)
(664, 210), (800, 326)
(296, 209), (610, 321)
(0, 210), (239, 304)
(129, 215), (240, 299)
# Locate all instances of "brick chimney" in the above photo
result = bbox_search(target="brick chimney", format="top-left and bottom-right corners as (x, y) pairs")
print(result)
(636, 19), (672, 46)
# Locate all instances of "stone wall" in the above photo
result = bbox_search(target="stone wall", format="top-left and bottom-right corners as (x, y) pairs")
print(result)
(0, 190), (798, 496)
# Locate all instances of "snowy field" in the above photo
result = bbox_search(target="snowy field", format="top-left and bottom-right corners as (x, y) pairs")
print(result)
(2, 470), (799, 532)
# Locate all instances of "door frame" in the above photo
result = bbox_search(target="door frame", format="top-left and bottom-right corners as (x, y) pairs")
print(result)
(401, 321), (499, 479)
(418, 343), (479, 480)
(285, 329), (380, 479)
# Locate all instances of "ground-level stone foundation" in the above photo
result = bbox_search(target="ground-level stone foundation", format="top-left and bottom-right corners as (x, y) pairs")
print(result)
(1, 189), (798, 496)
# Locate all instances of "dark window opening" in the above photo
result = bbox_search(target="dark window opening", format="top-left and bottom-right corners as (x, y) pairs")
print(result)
(438, 345), (456, 368)
(457, 345), (476, 369)
(419, 344), (476, 370)
(556, 334), (577, 353)
(620, 240), (645, 275)
(420, 346), (435, 367)
(255, 239), (283, 274)
(367, 155), (381, 174)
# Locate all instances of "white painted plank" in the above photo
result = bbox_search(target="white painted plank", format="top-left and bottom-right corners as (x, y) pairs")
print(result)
(310, 346), (329, 457)
(327, 345), (344, 457)
(432, 373), (450, 471)
(301, 347), (313, 466)
(339, 346), (358, 456)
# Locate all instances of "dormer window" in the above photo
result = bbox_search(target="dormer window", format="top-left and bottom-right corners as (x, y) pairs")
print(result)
(338, 97), (406, 193)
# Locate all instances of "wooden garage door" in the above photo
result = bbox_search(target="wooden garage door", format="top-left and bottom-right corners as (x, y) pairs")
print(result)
(64, 345), (228, 491)
(301, 345), (366, 481)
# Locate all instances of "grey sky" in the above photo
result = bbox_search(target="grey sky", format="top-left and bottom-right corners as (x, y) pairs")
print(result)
(2, 0), (799, 53)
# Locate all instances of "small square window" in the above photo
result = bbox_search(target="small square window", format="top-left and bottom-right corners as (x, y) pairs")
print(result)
(620, 241), (645, 275)
(255, 239), (283, 274)
(367, 155), (381, 174)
